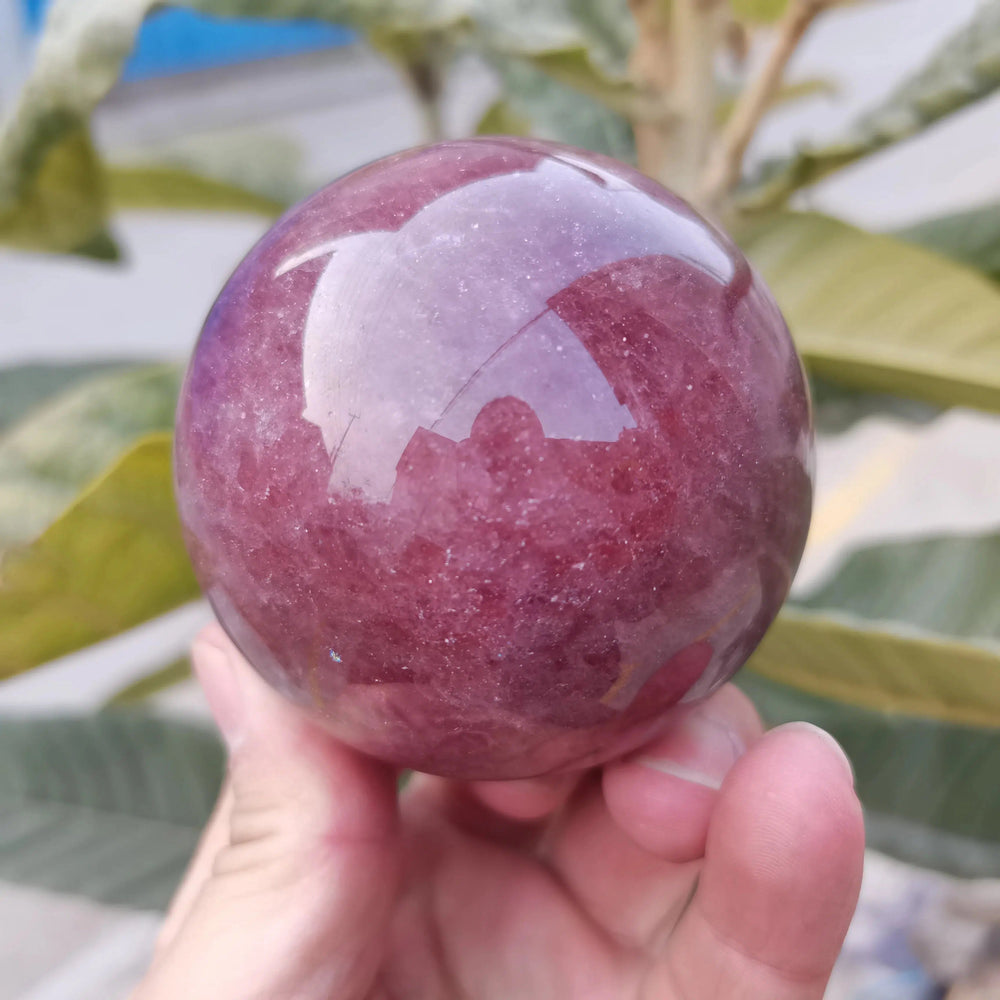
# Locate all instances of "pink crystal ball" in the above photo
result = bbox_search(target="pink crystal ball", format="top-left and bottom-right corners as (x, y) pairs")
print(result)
(175, 138), (812, 779)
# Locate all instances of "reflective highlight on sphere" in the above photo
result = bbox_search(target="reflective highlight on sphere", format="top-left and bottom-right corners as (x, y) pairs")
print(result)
(175, 138), (813, 779)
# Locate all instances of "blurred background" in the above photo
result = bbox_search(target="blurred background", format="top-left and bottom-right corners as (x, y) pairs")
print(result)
(2, 1), (1000, 997)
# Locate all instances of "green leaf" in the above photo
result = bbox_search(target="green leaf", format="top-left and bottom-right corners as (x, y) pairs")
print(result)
(0, 365), (183, 551)
(107, 165), (286, 216)
(0, 712), (223, 908)
(0, 0), (158, 256)
(475, 99), (532, 136)
(492, 56), (636, 160)
(187, 0), (467, 29)
(468, 1), (637, 115)
(749, 607), (1000, 729)
(894, 202), (1000, 284)
(73, 228), (122, 261)
(526, 47), (641, 117)
(740, 0), (1000, 208)
(739, 671), (1000, 877)
(744, 608), (1000, 874)
(0, 361), (134, 433)
(104, 657), (193, 707)
(0, 127), (119, 259)
(740, 212), (1000, 412)
(749, 533), (1000, 877)
(729, 0), (788, 23)
(799, 531), (1000, 642)
(470, 0), (599, 60)
(120, 128), (311, 206)
(563, 0), (634, 79)
(0, 433), (201, 677)
(808, 375), (939, 434)
(475, 0), (632, 71)
(716, 77), (837, 126)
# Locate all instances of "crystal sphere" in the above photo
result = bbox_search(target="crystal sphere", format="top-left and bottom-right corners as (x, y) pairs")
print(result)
(175, 138), (813, 779)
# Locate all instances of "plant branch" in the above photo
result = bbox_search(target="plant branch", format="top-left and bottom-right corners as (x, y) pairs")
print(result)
(371, 29), (451, 143)
(699, 0), (836, 211)
(669, 0), (724, 199)
(628, 0), (675, 182)
(404, 56), (446, 142)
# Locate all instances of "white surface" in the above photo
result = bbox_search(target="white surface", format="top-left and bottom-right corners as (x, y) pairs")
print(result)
(749, 0), (1000, 227)
(0, 214), (267, 364)
(0, 884), (160, 1000)
(799, 408), (1000, 592)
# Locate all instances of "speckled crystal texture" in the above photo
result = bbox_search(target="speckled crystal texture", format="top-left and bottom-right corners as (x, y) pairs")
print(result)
(175, 138), (813, 779)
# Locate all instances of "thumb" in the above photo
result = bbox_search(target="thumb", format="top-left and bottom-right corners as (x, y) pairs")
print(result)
(133, 625), (401, 1000)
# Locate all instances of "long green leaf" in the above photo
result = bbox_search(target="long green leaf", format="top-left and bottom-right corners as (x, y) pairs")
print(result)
(107, 165), (286, 216)
(0, 365), (182, 551)
(0, 712), (223, 909)
(0, 0), (158, 255)
(475, 99), (532, 136)
(799, 531), (1000, 642)
(523, 47), (641, 118)
(754, 531), (1000, 876)
(0, 361), (133, 433)
(739, 671), (1000, 877)
(740, 0), (1000, 208)
(741, 211), (1000, 412)
(472, 0), (640, 124)
(491, 56), (636, 161)
(116, 126), (311, 206)
(0, 125), (120, 259)
(563, 0), (634, 79)
(475, 0), (627, 67)
(0, 433), (200, 677)
(895, 202), (1000, 284)
(187, 0), (466, 28)
(808, 375), (938, 434)
(746, 604), (1000, 874)
(748, 607), (1000, 729)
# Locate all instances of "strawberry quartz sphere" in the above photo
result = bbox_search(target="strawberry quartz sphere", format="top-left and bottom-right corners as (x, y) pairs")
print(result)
(175, 137), (812, 779)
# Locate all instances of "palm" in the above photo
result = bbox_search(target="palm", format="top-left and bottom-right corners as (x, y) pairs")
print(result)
(378, 702), (862, 1000)
(383, 784), (685, 999)
(142, 630), (863, 1000)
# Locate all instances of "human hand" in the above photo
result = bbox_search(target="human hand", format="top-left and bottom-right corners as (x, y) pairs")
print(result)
(132, 624), (864, 1000)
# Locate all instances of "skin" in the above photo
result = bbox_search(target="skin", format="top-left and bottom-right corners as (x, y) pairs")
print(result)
(132, 625), (864, 1000)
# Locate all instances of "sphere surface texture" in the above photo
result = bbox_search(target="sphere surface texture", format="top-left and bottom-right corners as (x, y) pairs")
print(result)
(175, 138), (813, 779)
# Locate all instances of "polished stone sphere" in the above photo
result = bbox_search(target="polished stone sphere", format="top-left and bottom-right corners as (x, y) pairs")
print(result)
(175, 138), (813, 779)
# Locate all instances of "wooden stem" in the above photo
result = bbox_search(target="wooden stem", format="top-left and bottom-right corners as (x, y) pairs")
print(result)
(699, 0), (834, 211)
(628, 0), (676, 183)
(669, 0), (723, 199)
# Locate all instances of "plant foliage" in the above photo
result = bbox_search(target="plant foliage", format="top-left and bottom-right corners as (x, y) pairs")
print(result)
(3, 0), (1000, 888)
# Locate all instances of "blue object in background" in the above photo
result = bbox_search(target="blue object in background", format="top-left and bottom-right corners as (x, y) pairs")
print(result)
(854, 970), (944, 1000)
(20, 1), (353, 80)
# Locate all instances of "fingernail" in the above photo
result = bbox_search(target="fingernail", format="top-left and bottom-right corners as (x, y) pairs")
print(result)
(637, 706), (747, 791)
(774, 722), (855, 786)
(193, 637), (246, 751)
